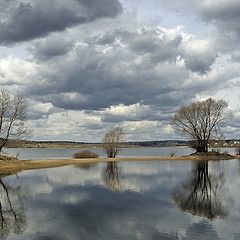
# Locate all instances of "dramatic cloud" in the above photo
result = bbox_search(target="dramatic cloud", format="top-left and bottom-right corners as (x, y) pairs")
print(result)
(182, 38), (217, 74)
(0, 0), (240, 141)
(0, 0), (122, 44)
(198, 0), (240, 38)
(154, 0), (240, 50)
(23, 26), (219, 114)
(29, 35), (74, 60)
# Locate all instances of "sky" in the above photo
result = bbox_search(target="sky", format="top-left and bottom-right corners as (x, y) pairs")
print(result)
(0, 0), (240, 142)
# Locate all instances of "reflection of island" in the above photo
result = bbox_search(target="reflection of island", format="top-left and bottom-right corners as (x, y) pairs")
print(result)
(75, 162), (96, 170)
(173, 161), (227, 220)
(0, 173), (26, 239)
(103, 162), (122, 192)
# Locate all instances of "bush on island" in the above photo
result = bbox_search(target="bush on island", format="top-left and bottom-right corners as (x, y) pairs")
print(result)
(73, 150), (99, 159)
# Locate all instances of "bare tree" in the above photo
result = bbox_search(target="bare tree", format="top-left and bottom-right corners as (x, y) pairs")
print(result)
(0, 90), (27, 153)
(172, 98), (230, 152)
(102, 127), (124, 158)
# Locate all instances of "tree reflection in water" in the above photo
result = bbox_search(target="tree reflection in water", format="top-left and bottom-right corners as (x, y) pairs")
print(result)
(0, 173), (26, 239)
(173, 161), (227, 220)
(103, 162), (122, 192)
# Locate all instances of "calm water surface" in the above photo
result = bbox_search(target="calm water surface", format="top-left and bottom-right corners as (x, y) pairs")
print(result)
(1, 159), (240, 239)
(3, 147), (236, 160)
(4, 147), (195, 159)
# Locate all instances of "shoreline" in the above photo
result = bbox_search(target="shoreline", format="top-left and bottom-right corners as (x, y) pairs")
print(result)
(4, 145), (239, 149)
(0, 154), (239, 174)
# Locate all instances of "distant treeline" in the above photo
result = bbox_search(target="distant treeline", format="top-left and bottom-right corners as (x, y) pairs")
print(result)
(3, 139), (240, 148)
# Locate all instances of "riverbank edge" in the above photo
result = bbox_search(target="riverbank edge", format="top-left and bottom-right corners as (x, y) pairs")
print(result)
(0, 154), (239, 174)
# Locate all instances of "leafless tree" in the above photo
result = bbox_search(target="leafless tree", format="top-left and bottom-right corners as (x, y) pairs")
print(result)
(102, 127), (124, 158)
(0, 90), (27, 153)
(172, 98), (230, 152)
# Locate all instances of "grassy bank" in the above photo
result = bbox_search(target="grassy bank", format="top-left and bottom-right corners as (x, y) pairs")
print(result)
(0, 153), (238, 175)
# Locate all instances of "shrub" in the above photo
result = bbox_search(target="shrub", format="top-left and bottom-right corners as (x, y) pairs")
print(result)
(73, 150), (99, 159)
(0, 155), (17, 161)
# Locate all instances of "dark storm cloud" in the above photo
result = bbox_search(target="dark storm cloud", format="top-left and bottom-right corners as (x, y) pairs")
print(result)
(77, 0), (123, 20)
(199, 1), (240, 37)
(128, 28), (183, 63)
(184, 54), (216, 74)
(21, 27), (219, 114)
(91, 28), (217, 73)
(0, 0), (122, 44)
(26, 59), (188, 111)
(23, 26), (218, 119)
(92, 28), (183, 63)
(228, 114), (240, 129)
(30, 36), (74, 60)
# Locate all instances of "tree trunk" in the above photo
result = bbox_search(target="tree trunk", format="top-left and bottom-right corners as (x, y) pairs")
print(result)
(0, 145), (3, 154)
(196, 140), (208, 152)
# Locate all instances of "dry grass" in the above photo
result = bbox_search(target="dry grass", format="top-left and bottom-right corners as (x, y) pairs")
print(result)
(73, 150), (99, 159)
(190, 151), (233, 157)
(0, 155), (17, 161)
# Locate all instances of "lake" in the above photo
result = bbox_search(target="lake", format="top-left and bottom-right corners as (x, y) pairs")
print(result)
(1, 159), (240, 239)
(3, 147), (236, 160)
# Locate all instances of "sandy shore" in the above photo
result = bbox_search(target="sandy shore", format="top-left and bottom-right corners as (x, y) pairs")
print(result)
(0, 154), (239, 174)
